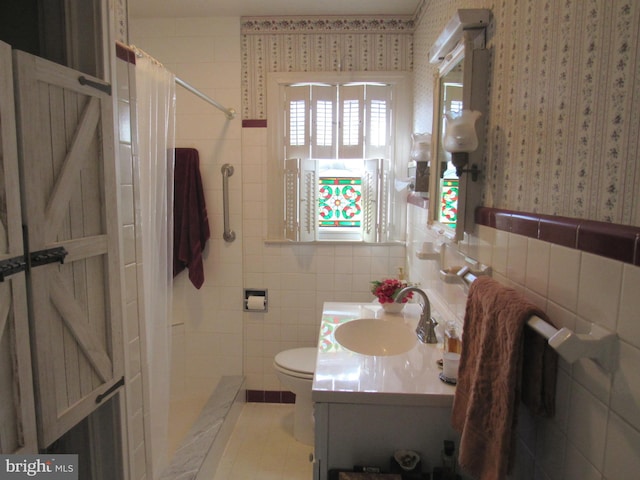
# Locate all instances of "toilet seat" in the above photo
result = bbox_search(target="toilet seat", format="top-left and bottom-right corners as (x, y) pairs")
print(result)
(274, 347), (317, 380)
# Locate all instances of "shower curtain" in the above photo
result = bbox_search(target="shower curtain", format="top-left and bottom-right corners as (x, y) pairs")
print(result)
(135, 51), (176, 477)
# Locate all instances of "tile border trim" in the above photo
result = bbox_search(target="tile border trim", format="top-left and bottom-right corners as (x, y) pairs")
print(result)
(242, 119), (267, 128)
(475, 207), (640, 266)
(246, 389), (296, 404)
(115, 42), (136, 64)
(407, 192), (429, 209)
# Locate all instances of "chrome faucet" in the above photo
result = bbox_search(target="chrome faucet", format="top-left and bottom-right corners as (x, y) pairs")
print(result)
(395, 286), (438, 344)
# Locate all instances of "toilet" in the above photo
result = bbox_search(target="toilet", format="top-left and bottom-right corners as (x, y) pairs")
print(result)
(273, 347), (317, 445)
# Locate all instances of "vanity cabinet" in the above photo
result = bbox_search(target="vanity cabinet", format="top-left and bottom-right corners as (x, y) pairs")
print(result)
(314, 401), (459, 479)
(312, 302), (464, 480)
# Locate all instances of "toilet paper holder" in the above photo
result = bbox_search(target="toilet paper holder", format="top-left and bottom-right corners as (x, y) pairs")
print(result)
(244, 288), (268, 312)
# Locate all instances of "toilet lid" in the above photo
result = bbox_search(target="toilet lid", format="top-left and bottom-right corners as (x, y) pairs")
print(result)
(274, 347), (317, 376)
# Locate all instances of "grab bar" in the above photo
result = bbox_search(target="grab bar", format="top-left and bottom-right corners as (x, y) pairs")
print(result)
(221, 164), (236, 242)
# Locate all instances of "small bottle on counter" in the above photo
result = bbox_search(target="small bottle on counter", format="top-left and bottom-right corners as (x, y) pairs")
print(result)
(444, 323), (461, 354)
(397, 266), (406, 281)
(441, 440), (457, 480)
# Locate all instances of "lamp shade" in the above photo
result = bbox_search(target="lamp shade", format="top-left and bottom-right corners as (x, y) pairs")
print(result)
(410, 132), (431, 161)
(442, 110), (481, 153)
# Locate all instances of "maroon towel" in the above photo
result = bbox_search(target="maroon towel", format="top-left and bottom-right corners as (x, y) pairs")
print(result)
(451, 276), (557, 480)
(173, 148), (210, 288)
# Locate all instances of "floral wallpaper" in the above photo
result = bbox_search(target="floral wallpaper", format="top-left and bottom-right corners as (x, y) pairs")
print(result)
(240, 16), (414, 119)
(113, 0), (128, 43)
(414, 0), (640, 226)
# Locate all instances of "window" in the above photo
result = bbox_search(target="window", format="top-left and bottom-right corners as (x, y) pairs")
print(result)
(268, 72), (411, 243)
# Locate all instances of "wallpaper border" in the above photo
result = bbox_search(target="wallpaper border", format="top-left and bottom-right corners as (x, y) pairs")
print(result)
(241, 16), (415, 34)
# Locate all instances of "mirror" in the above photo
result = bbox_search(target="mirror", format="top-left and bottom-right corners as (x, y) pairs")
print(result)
(434, 50), (463, 228)
(428, 25), (489, 241)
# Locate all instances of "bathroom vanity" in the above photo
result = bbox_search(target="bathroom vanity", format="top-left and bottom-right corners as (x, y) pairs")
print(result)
(312, 302), (462, 480)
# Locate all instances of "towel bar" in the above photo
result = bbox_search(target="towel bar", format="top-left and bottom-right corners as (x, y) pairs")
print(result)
(463, 272), (616, 368)
(527, 316), (616, 369)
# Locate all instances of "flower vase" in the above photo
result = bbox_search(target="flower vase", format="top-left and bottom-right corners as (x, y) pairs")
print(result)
(382, 302), (405, 314)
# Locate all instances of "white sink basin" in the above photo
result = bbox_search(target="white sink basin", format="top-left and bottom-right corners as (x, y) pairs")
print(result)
(334, 318), (416, 356)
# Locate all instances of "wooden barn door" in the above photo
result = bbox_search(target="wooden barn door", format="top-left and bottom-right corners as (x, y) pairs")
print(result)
(0, 40), (38, 454)
(12, 49), (124, 448)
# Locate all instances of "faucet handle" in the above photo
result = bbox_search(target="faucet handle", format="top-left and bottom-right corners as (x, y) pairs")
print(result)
(425, 317), (438, 344)
(416, 315), (439, 344)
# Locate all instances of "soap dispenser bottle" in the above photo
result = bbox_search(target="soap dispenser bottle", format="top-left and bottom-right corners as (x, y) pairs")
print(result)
(397, 266), (406, 281)
(444, 323), (461, 354)
(441, 440), (457, 479)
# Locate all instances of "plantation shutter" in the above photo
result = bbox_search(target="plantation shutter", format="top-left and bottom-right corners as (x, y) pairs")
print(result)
(339, 84), (364, 159)
(365, 84), (391, 160)
(299, 158), (318, 242)
(284, 158), (317, 242)
(284, 158), (300, 241)
(285, 86), (309, 160)
(311, 85), (337, 159)
(362, 158), (389, 243)
(379, 158), (391, 241)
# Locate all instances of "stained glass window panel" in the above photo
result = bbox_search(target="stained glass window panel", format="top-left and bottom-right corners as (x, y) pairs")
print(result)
(440, 178), (459, 225)
(318, 177), (362, 228)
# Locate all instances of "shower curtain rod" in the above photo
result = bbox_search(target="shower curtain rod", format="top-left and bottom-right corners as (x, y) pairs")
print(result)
(175, 77), (237, 120)
(129, 44), (236, 120)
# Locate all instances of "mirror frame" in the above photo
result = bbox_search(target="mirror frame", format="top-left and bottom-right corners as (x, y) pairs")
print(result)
(428, 29), (489, 241)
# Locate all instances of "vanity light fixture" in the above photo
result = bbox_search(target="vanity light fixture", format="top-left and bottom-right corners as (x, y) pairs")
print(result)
(410, 132), (431, 193)
(442, 109), (481, 181)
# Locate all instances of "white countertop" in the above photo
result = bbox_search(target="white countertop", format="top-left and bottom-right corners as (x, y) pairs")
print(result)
(312, 302), (456, 407)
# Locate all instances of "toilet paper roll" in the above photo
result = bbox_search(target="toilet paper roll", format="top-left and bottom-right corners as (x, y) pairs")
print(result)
(247, 295), (266, 310)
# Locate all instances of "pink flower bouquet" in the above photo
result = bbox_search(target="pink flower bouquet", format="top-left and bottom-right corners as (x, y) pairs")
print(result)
(370, 278), (413, 304)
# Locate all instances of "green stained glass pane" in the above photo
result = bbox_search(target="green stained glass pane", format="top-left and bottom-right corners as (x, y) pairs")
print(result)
(318, 176), (362, 228)
(440, 178), (459, 225)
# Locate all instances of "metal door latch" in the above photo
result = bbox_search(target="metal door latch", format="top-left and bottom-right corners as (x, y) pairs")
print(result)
(30, 247), (68, 268)
(0, 255), (27, 281)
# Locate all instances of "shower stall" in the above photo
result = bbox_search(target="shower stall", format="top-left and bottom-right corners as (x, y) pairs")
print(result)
(118, 42), (244, 478)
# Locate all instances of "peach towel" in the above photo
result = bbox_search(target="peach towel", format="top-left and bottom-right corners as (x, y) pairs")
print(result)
(451, 276), (558, 480)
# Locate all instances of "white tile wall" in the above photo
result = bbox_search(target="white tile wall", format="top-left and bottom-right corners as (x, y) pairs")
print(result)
(603, 412), (640, 478)
(548, 244), (581, 313)
(131, 16), (403, 395)
(618, 265), (640, 350)
(408, 203), (640, 480)
(116, 54), (148, 480)
(524, 238), (550, 297)
(132, 16), (244, 401)
(238, 123), (407, 391)
(577, 253), (623, 332)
